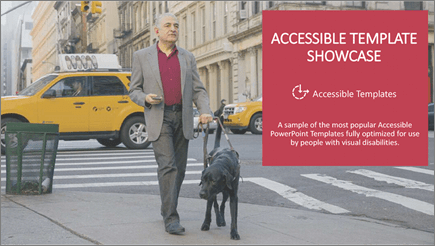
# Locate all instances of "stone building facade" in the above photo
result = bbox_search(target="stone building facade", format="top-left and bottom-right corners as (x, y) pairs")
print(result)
(30, 1), (58, 81)
(115, 1), (168, 68)
(29, 1), (434, 105)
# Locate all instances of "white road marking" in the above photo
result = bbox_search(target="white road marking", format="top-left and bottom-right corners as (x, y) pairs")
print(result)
(57, 149), (154, 154)
(347, 169), (434, 192)
(43, 179), (202, 189)
(1, 158), (198, 168)
(302, 174), (434, 216)
(244, 177), (349, 214)
(1, 170), (203, 181)
(394, 167), (434, 175)
(55, 155), (155, 161)
(55, 152), (155, 157)
(0, 149), (153, 159)
(1, 163), (204, 173)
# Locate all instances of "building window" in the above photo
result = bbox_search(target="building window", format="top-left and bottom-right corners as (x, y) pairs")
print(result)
(240, 1), (248, 20)
(224, 2), (228, 34)
(212, 2), (216, 39)
(241, 1), (247, 10)
(192, 12), (196, 47)
(253, 1), (260, 15)
(268, 1), (274, 9)
(345, 1), (365, 8)
(183, 16), (187, 48)
(25, 22), (33, 30)
(153, 3), (156, 26)
(201, 7), (206, 43)
(306, 1), (326, 5)
(404, 2), (423, 10)
(142, 3), (147, 26)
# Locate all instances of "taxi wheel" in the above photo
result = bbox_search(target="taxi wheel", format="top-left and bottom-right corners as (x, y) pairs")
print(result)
(97, 138), (122, 148)
(1, 118), (25, 154)
(231, 129), (247, 134)
(249, 113), (262, 135)
(120, 116), (151, 149)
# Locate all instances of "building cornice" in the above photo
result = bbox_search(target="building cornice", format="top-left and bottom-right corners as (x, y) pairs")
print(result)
(195, 46), (232, 65)
(228, 24), (262, 43)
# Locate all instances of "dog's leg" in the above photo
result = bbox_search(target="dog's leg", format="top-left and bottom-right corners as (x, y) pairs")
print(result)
(217, 191), (229, 227)
(201, 197), (214, 231)
(212, 197), (224, 227)
(229, 193), (240, 240)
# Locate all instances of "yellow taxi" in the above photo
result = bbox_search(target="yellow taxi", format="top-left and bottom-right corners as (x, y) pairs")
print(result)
(223, 96), (262, 134)
(1, 54), (149, 154)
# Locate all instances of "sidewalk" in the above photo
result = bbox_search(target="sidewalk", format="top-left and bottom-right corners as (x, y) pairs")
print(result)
(1, 191), (433, 245)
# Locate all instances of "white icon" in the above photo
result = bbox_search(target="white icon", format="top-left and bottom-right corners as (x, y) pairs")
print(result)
(292, 84), (310, 100)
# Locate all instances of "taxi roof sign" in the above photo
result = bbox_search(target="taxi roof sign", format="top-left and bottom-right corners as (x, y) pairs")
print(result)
(58, 54), (122, 72)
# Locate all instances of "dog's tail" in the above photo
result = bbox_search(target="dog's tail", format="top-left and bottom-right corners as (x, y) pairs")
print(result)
(214, 116), (223, 149)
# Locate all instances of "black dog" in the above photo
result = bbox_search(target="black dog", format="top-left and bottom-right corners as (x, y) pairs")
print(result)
(199, 118), (240, 240)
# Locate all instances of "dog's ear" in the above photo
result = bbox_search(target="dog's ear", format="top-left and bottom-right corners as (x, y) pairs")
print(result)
(223, 170), (234, 190)
(199, 170), (206, 186)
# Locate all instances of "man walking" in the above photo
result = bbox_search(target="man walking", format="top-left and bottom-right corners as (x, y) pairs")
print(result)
(129, 13), (213, 235)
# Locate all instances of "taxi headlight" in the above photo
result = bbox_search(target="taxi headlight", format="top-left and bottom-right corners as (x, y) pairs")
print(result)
(234, 106), (247, 114)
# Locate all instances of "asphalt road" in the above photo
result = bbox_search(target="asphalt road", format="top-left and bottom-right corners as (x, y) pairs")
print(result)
(1, 131), (433, 234)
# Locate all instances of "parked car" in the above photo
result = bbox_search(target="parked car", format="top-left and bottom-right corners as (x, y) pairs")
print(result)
(223, 96), (262, 134)
(193, 108), (217, 134)
(429, 103), (434, 130)
(1, 54), (150, 154)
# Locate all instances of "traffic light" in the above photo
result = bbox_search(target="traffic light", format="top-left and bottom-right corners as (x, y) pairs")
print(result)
(91, 1), (103, 14)
(80, 1), (90, 12)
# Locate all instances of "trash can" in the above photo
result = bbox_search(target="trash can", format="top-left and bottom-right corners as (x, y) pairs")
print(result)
(5, 122), (59, 195)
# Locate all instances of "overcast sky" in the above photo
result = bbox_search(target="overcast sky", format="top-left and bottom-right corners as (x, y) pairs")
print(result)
(1, 1), (12, 24)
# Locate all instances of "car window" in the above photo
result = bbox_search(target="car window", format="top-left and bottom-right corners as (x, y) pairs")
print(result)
(44, 77), (87, 98)
(91, 76), (127, 96)
(430, 104), (434, 112)
(18, 74), (58, 96)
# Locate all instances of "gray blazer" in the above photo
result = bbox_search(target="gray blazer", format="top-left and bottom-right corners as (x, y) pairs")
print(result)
(129, 43), (211, 141)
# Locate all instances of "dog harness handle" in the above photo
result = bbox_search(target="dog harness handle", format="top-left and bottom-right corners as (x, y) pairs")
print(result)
(215, 117), (235, 152)
(202, 122), (210, 169)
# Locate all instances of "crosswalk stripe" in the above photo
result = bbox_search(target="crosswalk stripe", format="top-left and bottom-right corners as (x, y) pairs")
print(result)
(394, 167), (434, 175)
(5, 179), (202, 189)
(244, 177), (349, 214)
(1, 163), (204, 173)
(0, 149), (153, 159)
(1, 158), (197, 168)
(1, 170), (203, 181)
(347, 169), (434, 192)
(56, 152), (155, 157)
(1, 152), (155, 159)
(57, 149), (154, 154)
(0, 155), (155, 164)
(302, 174), (434, 216)
(55, 155), (155, 161)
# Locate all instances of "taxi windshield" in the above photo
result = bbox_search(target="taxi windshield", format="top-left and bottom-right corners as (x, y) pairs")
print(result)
(253, 95), (262, 102)
(17, 75), (58, 96)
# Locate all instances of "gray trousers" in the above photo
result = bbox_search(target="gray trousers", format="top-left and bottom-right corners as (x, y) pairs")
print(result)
(151, 109), (189, 226)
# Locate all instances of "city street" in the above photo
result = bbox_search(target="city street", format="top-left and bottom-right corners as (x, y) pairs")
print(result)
(2, 131), (433, 236)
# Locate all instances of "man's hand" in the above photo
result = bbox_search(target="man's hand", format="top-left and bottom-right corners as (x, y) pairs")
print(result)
(199, 114), (213, 124)
(146, 94), (162, 105)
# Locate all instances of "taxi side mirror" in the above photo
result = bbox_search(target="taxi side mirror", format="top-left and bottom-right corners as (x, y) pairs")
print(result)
(42, 90), (56, 98)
